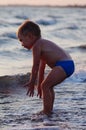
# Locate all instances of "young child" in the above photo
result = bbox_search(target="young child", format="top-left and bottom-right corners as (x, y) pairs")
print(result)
(17, 20), (75, 116)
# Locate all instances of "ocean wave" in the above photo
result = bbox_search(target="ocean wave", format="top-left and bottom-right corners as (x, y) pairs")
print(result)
(48, 15), (63, 19)
(70, 45), (86, 51)
(57, 25), (79, 31)
(66, 25), (79, 30)
(58, 25), (79, 31)
(78, 45), (86, 49)
(0, 73), (29, 85)
(0, 73), (30, 94)
(0, 70), (86, 89)
(0, 38), (10, 44)
(2, 32), (17, 39)
(0, 19), (21, 27)
(15, 15), (29, 20)
(68, 70), (86, 83)
(14, 22), (22, 26)
(36, 19), (57, 26)
(0, 20), (9, 27)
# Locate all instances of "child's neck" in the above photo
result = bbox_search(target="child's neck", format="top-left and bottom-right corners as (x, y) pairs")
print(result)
(34, 36), (41, 43)
(31, 36), (41, 49)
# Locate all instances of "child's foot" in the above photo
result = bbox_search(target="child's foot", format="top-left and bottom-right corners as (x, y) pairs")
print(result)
(31, 113), (47, 121)
(31, 112), (50, 122)
(37, 110), (44, 115)
(34, 114), (55, 126)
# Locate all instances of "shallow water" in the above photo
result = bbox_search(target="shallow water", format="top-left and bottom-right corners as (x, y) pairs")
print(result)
(0, 6), (86, 130)
(0, 73), (86, 130)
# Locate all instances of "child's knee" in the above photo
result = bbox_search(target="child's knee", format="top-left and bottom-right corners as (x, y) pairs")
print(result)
(41, 82), (49, 92)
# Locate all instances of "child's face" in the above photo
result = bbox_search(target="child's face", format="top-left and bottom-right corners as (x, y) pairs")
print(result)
(18, 33), (34, 49)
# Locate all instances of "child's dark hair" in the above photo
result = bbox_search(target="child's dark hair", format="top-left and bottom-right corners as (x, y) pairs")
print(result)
(17, 20), (41, 37)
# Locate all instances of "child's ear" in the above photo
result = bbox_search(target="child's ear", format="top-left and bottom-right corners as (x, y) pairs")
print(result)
(28, 32), (33, 39)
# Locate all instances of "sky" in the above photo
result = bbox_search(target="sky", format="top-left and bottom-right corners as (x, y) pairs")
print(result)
(0, 0), (86, 6)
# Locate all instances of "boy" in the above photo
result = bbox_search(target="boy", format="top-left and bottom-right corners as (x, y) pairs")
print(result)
(17, 20), (75, 116)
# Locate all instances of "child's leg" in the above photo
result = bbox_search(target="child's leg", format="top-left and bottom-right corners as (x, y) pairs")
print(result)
(50, 87), (55, 112)
(41, 66), (67, 115)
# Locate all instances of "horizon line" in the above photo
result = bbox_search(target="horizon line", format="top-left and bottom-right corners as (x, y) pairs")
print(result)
(0, 4), (86, 8)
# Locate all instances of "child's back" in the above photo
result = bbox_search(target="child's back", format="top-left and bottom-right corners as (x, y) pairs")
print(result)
(33, 38), (72, 68)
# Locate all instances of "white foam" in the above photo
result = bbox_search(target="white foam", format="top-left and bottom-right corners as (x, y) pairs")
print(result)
(28, 126), (60, 130)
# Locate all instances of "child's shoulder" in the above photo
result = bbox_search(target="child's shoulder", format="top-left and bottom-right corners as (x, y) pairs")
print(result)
(34, 38), (53, 48)
(34, 38), (44, 47)
(33, 38), (43, 50)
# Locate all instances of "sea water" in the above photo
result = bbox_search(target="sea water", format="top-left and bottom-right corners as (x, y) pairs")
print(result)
(0, 6), (86, 130)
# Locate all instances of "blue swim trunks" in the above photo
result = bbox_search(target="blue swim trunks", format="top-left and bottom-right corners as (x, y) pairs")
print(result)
(55, 60), (75, 77)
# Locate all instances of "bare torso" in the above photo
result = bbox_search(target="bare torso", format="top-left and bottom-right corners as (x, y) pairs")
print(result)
(33, 38), (72, 68)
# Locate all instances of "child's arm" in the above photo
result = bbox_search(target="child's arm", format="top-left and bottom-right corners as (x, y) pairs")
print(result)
(26, 45), (41, 97)
(37, 60), (46, 98)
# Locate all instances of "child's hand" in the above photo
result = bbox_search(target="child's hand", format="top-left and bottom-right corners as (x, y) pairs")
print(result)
(27, 84), (34, 97)
(23, 82), (34, 97)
